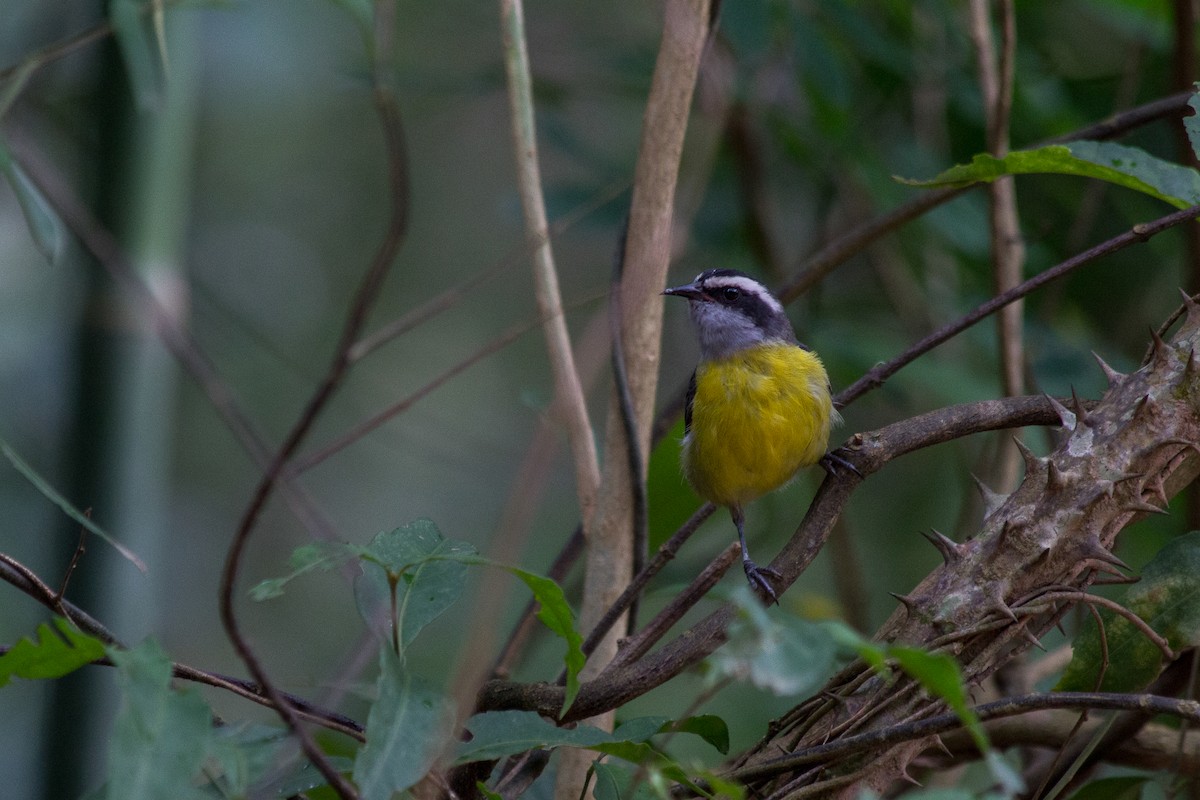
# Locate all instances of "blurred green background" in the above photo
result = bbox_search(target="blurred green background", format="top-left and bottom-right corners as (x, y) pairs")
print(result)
(0, 1), (1194, 797)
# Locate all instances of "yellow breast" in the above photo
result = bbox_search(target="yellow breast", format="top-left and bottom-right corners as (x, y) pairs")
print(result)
(682, 342), (835, 507)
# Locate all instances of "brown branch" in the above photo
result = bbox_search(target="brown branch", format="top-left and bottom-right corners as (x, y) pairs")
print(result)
(475, 394), (1071, 722)
(836, 202), (1200, 408)
(723, 692), (1200, 787)
(216, 4), (410, 795)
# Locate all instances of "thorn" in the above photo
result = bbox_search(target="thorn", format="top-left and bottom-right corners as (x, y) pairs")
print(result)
(996, 519), (1016, 547)
(1123, 499), (1169, 516)
(1080, 535), (1130, 571)
(899, 769), (923, 787)
(1032, 545), (1053, 564)
(1045, 394), (1076, 431)
(1012, 436), (1043, 477)
(988, 595), (1020, 624)
(1093, 351), (1126, 388)
(931, 735), (953, 757)
(921, 529), (963, 565)
(1180, 288), (1200, 322)
(1021, 627), (1047, 650)
(1070, 387), (1092, 427)
(1147, 473), (1170, 506)
(1081, 558), (1129, 579)
(1046, 460), (1068, 492)
(1112, 470), (1144, 485)
(1133, 393), (1156, 420)
(1185, 345), (1199, 383)
(1150, 326), (1172, 365)
(971, 474), (1007, 519)
(890, 592), (921, 616)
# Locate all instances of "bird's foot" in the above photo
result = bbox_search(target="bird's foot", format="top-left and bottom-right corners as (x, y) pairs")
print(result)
(743, 559), (783, 605)
(820, 447), (862, 479)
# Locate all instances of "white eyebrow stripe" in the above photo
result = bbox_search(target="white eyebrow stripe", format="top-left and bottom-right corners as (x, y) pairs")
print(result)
(697, 274), (784, 315)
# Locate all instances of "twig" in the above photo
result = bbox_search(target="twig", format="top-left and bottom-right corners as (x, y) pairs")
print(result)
(724, 692), (1200, 786)
(835, 203), (1200, 408)
(970, 0), (1026, 491)
(605, 541), (739, 670)
(1019, 590), (1175, 662)
(579, 502), (716, 663)
(56, 517), (89, 605)
(477, 394), (1073, 722)
(500, 0), (601, 532)
(217, 2), (411, 794)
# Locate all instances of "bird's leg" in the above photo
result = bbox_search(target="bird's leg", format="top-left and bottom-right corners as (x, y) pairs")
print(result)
(819, 447), (862, 479)
(732, 506), (781, 604)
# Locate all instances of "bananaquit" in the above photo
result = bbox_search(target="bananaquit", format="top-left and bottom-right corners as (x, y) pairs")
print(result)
(663, 269), (842, 602)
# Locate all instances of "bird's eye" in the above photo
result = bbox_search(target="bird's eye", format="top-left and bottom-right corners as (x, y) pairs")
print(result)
(721, 287), (740, 302)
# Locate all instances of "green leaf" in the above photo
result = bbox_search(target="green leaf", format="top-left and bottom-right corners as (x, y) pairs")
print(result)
(106, 639), (213, 800)
(0, 437), (146, 572)
(1187, 88), (1200, 162)
(354, 520), (475, 650)
(667, 715), (730, 755)
(1060, 531), (1200, 692)
(1065, 775), (1150, 800)
(456, 710), (719, 766)
(352, 646), (455, 800)
(0, 617), (106, 687)
(249, 541), (358, 600)
(706, 588), (838, 696)
(456, 710), (619, 764)
(509, 565), (584, 714)
(899, 141), (1200, 209)
(890, 646), (986, 752)
(108, 0), (165, 109)
(0, 136), (65, 262)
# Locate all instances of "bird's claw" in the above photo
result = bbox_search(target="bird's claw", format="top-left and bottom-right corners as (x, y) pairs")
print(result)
(744, 560), (783, 605)
(820, 448), (862, 479)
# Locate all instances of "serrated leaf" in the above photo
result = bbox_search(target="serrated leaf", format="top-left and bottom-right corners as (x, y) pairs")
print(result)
(352, 646), (455, 800)
(0, 136), (65, 262)
(1, 436), (145, 571)
(899, 141), (1200, 209)
(1060, 531), (1200, 692)
(106, 639), (213, 800)
(0, 617), (106, 687)
(706, 588), (837, 696)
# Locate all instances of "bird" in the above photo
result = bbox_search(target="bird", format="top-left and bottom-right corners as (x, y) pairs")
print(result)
(662, 268), (849, 603)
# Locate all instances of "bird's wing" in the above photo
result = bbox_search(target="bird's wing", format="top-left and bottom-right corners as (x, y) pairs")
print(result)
(684, 369), (697, 435)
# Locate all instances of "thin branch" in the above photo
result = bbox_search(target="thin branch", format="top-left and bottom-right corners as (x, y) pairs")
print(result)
(836, 203), (1200, 408)
(578, 502), (716, 664)
(500, 0), (601, 531)
(477, 394), (1073, 722)
(723, 692), (1200, 786)
(217, 3), (411, 794)
(970, 0), (1026, 491)
(1019, 590), (1175, 662)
